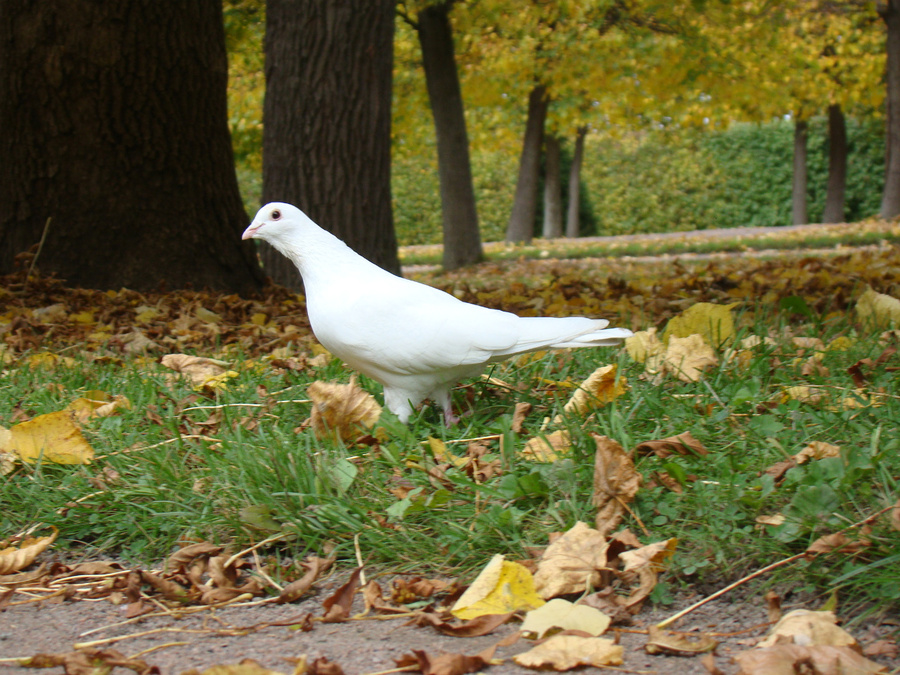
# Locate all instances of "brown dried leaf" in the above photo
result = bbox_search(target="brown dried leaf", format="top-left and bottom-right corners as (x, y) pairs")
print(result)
(591, 435), (642, 536)
(395, 646), (495, 675)
(278, 555), (334, 604)
(161, 354), (231, 387)
(21, 648), (158, 675)
(733, 644), (887, 675)
(410, 611), (514, 637)
(662, 334), (718, 382)
(793, 441), (841, 464)
(634, 431), (708, 458)
(759, 610), (858, 649)
(0, 526), (57, 575)
(321, 566), (363, 623)
(512, 401), (532, 433)
(534, 521), (609, 599)
(307, 379), (381, 443)
(645, 625), (718, 655)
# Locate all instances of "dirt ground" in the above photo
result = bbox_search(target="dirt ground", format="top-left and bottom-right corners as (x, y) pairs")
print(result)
(2, 577), (898, 675)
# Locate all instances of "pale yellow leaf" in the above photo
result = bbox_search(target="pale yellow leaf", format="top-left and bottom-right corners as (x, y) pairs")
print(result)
(1, 411), (94, 464)
(520, 598), (611, 639)
(759, 610), (857, 649)
(534, 522), (609, 599)
(520, 430), (571, 463)
(0, 526), (58, 575)
(662, 334), (718, 382)
(307, 379), (382, 443)
(513, 635), (624, 670)
(856, 286), (900, 328)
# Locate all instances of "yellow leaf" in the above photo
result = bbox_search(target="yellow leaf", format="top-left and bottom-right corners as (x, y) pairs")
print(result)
(625, 327), (663, 364)
(307, 379), (382, 443)
(793, 441), (840, 464)
(0, 411), (94, 464)
(513, 635), (624, 670)
(66, 391), (131, 423)
(161, 354), (231, 388)
(562, 364), (626, 416)
(250, 312), (269, 326)
(856, 286), (900, 328)
(520, 430), (571, 463)
(0, 526), (58, 574)
(520, 598), (611, 639)
(69, 310), (95, 324)
(195, 307), (222, 323)
(428, 437), (469, 468)
(662, 302), (739, 347)
(451, 554), (545, 620)
(25, 352), (77, 369)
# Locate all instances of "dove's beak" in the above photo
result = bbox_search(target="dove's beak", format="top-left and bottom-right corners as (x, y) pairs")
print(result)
(242, 222), (261, 240)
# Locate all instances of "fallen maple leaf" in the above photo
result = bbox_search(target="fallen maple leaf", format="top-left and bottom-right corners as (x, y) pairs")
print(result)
(307, 378), (382, 443)
(662, 301), (739, 348)
(0, 411), (94, 464)
(560, 364), (627, 416)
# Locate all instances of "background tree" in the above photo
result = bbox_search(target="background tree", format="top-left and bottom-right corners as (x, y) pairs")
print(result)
(402, 0), (483, 269)
(0, 0), (263, 292)
(261, 0), (399, 287)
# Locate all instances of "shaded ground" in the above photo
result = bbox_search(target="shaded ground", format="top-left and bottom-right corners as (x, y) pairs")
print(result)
(3, 576), (898, 675)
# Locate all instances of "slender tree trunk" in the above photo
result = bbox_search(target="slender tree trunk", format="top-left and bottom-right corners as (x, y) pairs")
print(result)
(822, 103), (848, 223)
(792, 118), (809, 225)
(416, 2), (482, 269)
(262, 0), (399, 289)
(506, 85), (548, 243)
(542, 134), (563, 238)
(0, 0), (263, 292)
(566, 126), (587, 238)
(880, 0), (900, 218)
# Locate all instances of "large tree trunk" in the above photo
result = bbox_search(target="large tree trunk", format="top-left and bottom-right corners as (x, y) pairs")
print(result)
(881, 0), (900, 219)
(566, 126), (587, 238)
(262, 0), (399, 288)
(506, 85), (548, 244)
(0, 0), (263, 292)
(416, 1), (482, 270)
(822, 103), (848, 223)
(792, 118), (809, 225)
(542, 134), (563, 238)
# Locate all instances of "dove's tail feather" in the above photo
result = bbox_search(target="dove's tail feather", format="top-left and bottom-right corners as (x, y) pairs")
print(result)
(494, 316), (633, 358)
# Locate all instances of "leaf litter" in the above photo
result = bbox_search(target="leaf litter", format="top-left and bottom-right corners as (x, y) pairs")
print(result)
(2, 246), (900, 673)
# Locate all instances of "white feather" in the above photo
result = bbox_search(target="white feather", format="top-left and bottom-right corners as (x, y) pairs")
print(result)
(243, 202), (633, 424)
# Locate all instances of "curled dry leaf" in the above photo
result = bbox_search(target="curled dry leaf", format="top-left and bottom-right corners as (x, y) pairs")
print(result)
(533, 521), (609, 599)
(793, 441), (841, 464)
(451, 554), (545, 620)
(396, 647), (495, 675)
(20, 648), (158, 675)
(278, 555), (334, 604)
(1, 411), (95, 464)
(161, 354), (232, 387)
(645, 625), (718, 655)
(512, 635), (624, 671)
(856, 285), (900, 329)
(758, 609), (858, 649)
(733, 644), (887, 675)
(617, 538), (677, 612)
(806, 532), (871, 556)
(520, 430), (571, 463)
(561, 364), (627, 416)
(633, 430), (708, 458)
(0, 526), (58, 575)
(410, 611), (514, 637)
(591, 435), (642, 537)
(321, 566), (363, 623)
(307, 379), (382, 443)
(512, 401), (532, 433)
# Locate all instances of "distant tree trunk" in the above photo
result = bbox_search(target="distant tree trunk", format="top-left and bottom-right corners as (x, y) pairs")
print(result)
(506, 85), (548, 243)
(416, 1), (482, 269)
(880, 0), (900, 219)
(822, 103), (848, 223)
(566, 126), (588, 238)
(792, 118), (809, 225)
(542, 134), (563, 238)
(0, 0), (263, 292)
(262, 0), (399, 289)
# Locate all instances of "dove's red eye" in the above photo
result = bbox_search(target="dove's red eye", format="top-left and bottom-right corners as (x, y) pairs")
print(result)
(271, 209), (281, 220)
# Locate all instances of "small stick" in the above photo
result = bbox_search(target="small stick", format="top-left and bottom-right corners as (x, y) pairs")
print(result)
(223, 532), (290, 569)
(129, 642), (190, 658)
(25, 217), (52, 284)
(354, 533), (367, 586)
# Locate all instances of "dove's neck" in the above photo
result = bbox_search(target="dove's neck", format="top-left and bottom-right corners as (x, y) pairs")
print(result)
(274, 222), (383, 286)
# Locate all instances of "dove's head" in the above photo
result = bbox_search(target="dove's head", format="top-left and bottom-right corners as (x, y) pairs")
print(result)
(242, 202), (312, 246)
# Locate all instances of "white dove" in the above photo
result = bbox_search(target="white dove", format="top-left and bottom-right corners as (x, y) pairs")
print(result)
(243, 202), (633, 425)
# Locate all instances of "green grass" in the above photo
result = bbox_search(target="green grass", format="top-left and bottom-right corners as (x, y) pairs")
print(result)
(2, 304), (898, 615)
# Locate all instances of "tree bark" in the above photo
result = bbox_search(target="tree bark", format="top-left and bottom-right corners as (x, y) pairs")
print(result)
(262, 0), (399, 288)
(506, 85), (549, 243)
(880, 0), (900, 219)
(566, 126), (588, 238)
(792, 118), (809, 225)
(542, 135), (563, 238)
(0, 0), (263, 292)
(822, 103), (848, 223)
(416, 1), (482, 269)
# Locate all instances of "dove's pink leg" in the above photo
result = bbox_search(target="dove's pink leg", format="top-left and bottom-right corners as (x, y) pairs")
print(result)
(436, 390), (458, 427)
